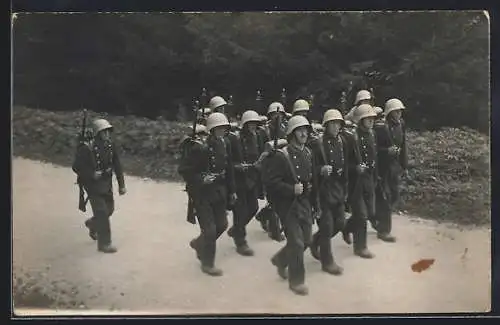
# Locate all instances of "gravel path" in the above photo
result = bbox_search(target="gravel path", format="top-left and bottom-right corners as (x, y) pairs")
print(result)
(12, 157), (491, 315)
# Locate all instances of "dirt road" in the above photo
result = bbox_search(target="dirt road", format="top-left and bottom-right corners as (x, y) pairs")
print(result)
(12, 157), (491, 315)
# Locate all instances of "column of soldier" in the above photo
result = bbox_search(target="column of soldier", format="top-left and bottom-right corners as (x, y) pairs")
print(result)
(72, 87), (407, 297)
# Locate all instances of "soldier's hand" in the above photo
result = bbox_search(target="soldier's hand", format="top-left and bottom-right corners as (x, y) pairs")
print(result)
(229, 193), (237, 205)
(356, 164), (366, 174)
(388, 146), (399, 156)
(119, 187), (127, 195)
(202, 174), (215, 184)
(321, 165), (333, 177)
(93, 171), (103, 180)
(294, 183), (304, 196)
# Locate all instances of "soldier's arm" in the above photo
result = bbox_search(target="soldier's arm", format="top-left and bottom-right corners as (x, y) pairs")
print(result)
(178, 142), (205, 186)
(112, 142), (126, 189)
(310, 139), (325, 179)
(73, 144), (95, 182)
(374, 125), (391, 151)
(310, 150), (320, 211)
(263, 152), (295, 199)
(400, 122), (409, 169)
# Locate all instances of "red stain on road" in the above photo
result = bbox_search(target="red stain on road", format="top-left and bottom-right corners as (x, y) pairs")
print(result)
(411, 259), (435, 273)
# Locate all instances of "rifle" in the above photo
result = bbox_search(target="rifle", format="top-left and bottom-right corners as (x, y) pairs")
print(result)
(77, 108), (89, 212)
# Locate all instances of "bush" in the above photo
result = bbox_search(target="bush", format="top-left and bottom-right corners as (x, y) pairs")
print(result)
(12, 106), (490, 226)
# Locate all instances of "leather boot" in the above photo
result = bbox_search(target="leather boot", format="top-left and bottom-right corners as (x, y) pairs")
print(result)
(322, 261), (344, 275)
(98, 244), (117, 253)
(310, 232), (320, 260)
(377, 233), (396, 243)
(84, 218), (97, 241)
(354, 248), (375, 259)
(189, 239), (202, 260)
(201, 265), (223, 276)
(289, 284), (309, 296)
(271, 257), (288, 280)
(236, 243), (254, 256)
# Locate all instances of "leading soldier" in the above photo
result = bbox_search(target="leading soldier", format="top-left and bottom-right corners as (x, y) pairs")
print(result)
(373, 98), (408, 242)
(72, 118), (127, 253)
(343, 104), (378, 259)
(309, 109), (349, 275)
(178, 112), (237, 276)
(227, 110), (266, 256)
(264, 115), (319, 296)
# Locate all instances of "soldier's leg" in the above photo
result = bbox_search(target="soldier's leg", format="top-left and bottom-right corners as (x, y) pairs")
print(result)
(351, 185), (374, 259)
(332, 202), (347, 237)
(228, 188), (247, 241)
(376, 176), (396, 242)
(192, 197), (220, 275)
(389, 163), (402, 209)
(84, 216), (97, 241)
(88, 194), (114, 253)
(314, 204), (333, 263)
(271, 207), (295, 280)
(286, 215), (308, 295)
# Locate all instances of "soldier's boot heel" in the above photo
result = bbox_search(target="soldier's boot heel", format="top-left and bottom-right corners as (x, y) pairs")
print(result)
(201, 265), (223, 277)
(236, 243), (254, 256)
(289, 284), (309, 296)
(342, 230), (352, 245)
(354, 248), (375, 259)
(189, 239), (202, 260)
(322, 261), (344, 275)
(98, 244), (117, 254)
(377, 233), (396, 243)
(310, 235), (320, 261)
(84, 219), (97, 241)
(271, 258), (288, 280)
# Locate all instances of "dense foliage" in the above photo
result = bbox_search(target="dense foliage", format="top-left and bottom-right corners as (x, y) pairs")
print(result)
(13, 11), (489, 132)
(13, 106), (490, 226)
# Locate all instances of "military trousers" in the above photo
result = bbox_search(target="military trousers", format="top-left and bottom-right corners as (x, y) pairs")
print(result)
(346, 174), (376, 251)
(313, 201), (346, 267)
(192, 185), (228, 268)
(87, 192), (115, 247)
(375, 162), (402, 235)
(272, 197), (313, 286)
(230, 185), (259, 246)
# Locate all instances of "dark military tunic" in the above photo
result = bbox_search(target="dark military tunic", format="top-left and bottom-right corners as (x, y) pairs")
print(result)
(228, 128), (266, 247)
(72, 138), (125, 247)
(177, 134), (236, 268)
(310, 133), (350, 266)
(265, 143), (319, 287)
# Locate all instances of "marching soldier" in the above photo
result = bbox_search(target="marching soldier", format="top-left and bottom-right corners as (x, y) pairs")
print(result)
(292, 99), (310, 119)
(264, 115), (319, 296)
(208, 96), (228, 115)
(180, 124), (209, 225)
(345, 90), (373, 123)
(373, 98), (408, 242)
(178, 112), (237, 276)
(267, 102), (287, 139)
(72, 118), (127, 253)
(342, 104), (378, 259)
(309, 109), (349, 275)
(227, 110), (266, 256)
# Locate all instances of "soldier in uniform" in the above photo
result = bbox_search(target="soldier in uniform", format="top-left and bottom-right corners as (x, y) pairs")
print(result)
(178, 112), (237, 276)
(267, 102), (287, 140)
(72, 119), (126, 253)
(264, 115), (319, 296)
(208, 96), (228, 115)
(291, 99), (310, 119)
(343, 104), (378, 259)
(345, 90), (373, 123)
(373, 98), (408, 242)
(309, 109), (349, 275)
(227, 110), (266, 256)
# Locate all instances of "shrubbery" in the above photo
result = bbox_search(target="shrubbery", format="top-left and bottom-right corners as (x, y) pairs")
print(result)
(13, 106), (490, 226)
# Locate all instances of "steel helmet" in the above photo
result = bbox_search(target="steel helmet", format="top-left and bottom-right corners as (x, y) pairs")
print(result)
(259, 115), (268, 123)
(373, 106), (384, 116)
(240, 110), (260, 126)
(206, 112), (230, 132)
(322, 109), (344, 126)
(190, 124), (208, 135)
(384, 98), (406, 116)
(267, 102), (285, 115)
(92, 119), (113, 134)
(354, 104), (377, 124)
(208, 96), (227, 110)
(292, 99), (310, 114)
(286, 115), (311, 136)
(354, 90), (372, 105)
